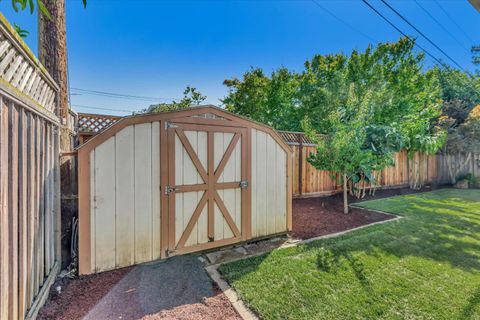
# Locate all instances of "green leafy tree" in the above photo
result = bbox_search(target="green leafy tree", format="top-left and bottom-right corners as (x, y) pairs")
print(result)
(433, 66), (480, 184)
(440, 105), (480, 183)
(8, 0), (86, 18)
(305, 86), (404, 213)
(223, 68), (300, 130)
(305, 38), (444, 192)
(13, 23), (28, 38)
(473, 45), (480, 75)
(5, 0), (86, 37)
(140, 86), (207, 113)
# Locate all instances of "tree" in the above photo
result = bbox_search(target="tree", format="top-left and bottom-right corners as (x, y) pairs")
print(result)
(440, 105), (480, 183)
(473, 45), (480, 75)
(433, 66), (480, 184)
(223, 68), (300, 130)
(140, 86), (206, 113)
(305, 83), (406, 213)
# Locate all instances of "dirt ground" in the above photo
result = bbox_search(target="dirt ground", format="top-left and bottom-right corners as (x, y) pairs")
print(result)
(38, 186), (440, 320)
(291, 186), (438, 239)
(38, 256), (240, 320)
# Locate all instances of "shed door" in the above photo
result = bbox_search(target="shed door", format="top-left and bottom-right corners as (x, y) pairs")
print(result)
(166, 122), (248, 255)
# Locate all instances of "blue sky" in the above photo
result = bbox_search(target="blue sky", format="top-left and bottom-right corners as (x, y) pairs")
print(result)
(1, 0), (479, 116)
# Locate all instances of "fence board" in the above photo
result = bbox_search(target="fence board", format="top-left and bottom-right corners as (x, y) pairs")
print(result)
(280, 131), (480, 197)
(8, 102), (19, 320)
(18, 108), (27, 319)
(0, 97), (9, 320)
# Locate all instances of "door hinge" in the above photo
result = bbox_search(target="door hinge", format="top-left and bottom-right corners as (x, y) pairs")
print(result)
(165, 186), (177, 195)
(239, 180), (249, 189)
(165, 121), (178, 129)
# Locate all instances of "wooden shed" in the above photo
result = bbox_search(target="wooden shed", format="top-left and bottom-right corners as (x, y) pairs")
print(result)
(78, 106), (293, 274)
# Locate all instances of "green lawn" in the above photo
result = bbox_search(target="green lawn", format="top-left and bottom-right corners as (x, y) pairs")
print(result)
(220, 189), (480, 320)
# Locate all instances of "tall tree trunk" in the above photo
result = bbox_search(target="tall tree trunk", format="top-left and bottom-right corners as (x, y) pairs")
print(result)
(38, 0), (77, 268)
(343, 174), (349, 214)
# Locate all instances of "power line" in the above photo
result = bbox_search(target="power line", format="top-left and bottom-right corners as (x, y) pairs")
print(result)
(413, 0), (470, 53)
(433, 0), (475, 45)
(71, 104), (134, 114)
(380, 0), (465, 71)
(360, 0), (444, 66)
(310, 0), (378, 43)
(361, 0), (480, 95)
(70, 87), (178, 102)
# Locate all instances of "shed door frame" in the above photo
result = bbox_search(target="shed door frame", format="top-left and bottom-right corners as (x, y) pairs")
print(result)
(164, 122), (249, 256)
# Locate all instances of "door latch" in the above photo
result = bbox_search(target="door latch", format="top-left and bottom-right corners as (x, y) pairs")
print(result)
(239, 180), (249, 189)
(165, 186), (177, 195)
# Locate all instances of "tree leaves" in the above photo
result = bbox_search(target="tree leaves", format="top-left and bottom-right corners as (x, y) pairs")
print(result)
(6, 0), (87, 20)
(13, 23), (29, 38)
(36, 0), (51, 20)
(138, 86), (207, 114)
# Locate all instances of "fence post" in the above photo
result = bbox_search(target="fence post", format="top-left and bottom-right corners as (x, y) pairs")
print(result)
(298, 133), (303, 196)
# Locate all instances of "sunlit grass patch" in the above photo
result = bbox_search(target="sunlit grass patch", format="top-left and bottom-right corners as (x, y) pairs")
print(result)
(220, 189), (480, 320)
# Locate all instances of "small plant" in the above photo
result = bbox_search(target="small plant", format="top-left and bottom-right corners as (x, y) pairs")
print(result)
(13, 23), (29, 38)
(456, 173), (479, 186)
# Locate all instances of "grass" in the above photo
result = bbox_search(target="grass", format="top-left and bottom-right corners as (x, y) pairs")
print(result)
(219, 189), (480, 320)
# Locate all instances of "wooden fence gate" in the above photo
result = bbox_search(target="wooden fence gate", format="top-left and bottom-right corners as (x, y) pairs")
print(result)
(79, 106), (292, 275)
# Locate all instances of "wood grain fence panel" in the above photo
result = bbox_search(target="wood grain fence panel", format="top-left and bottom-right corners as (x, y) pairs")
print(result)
(44, 124), (51, 275)
(0, 97), (9, 320)
(283, 132), (479, 197)
(39, 120), (45, 283)
(18, 108), (27, 319)
(34, 115), (40, 296)
(26, 113), (35, 307)
(1, 14), (61, 318)
(8, 102), (19, 320)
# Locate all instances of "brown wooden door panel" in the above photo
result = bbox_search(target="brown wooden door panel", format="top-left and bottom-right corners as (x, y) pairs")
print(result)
(166, 123), (248, 255)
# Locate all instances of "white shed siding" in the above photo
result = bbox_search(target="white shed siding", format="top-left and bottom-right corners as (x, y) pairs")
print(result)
(89, 122), (161, 272)
(251, 128), (288, 238)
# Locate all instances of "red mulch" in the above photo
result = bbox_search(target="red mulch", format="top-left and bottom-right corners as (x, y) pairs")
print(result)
(37, 268), (240, 320)
(143, 284), (241, 320)
(37, 267), (132, 320)
(291, 187), (435, 240)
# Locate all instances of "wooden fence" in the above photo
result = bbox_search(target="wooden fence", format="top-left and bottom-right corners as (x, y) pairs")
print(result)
(0, 13), (61, 320)
(279, 131), (480, 197)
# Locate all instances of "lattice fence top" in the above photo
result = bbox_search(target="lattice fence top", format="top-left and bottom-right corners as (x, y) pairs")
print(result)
(278, 131), (317, 146)
(0, 14), (59, 115)
(78, 113), (122, 133)
(77, 114), (319, 146)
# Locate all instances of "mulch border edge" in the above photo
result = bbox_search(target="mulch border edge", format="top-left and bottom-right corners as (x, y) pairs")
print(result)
(205, 207), (403, 320)
(204, 265), (259, 320)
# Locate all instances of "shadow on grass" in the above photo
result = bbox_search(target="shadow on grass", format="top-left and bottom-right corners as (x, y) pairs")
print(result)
(460, 287), (480, 320)
(219, 190), (480, 319)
